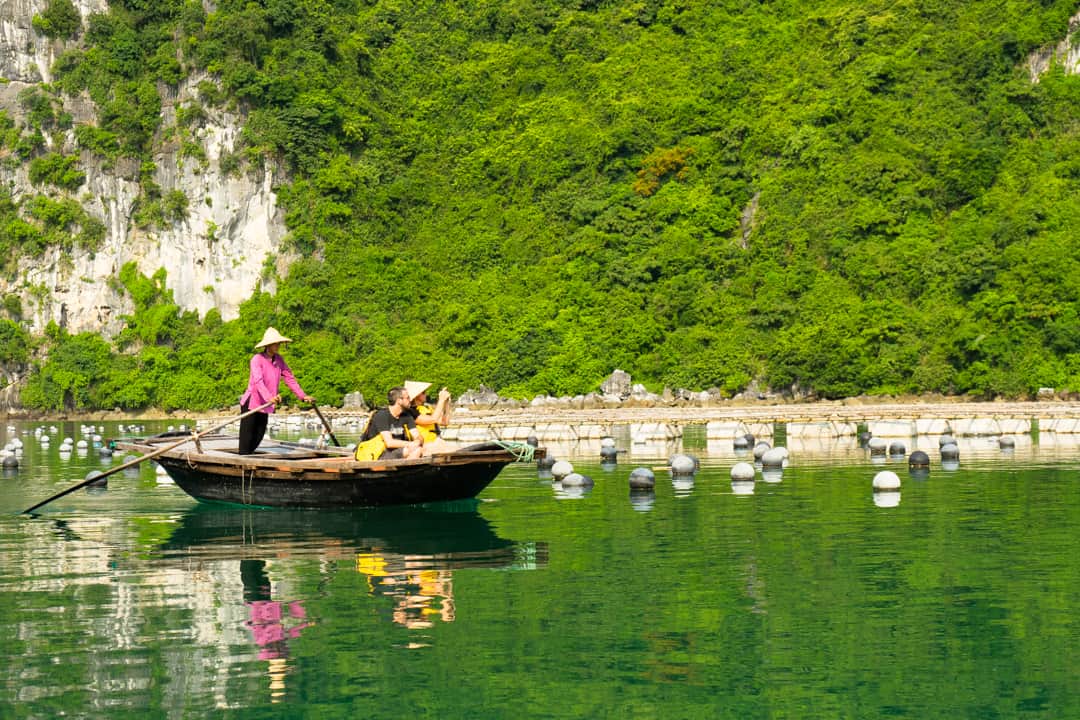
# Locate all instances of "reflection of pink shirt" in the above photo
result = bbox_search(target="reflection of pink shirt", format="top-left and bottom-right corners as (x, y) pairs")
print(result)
(239, 353), (306, 414)
(246, 600), (313, 659)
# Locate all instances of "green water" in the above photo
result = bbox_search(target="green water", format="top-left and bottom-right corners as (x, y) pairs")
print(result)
(2, 420), (1079, 718)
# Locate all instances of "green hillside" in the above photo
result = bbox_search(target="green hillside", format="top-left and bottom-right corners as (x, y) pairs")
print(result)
(9, 0), (1080, 411)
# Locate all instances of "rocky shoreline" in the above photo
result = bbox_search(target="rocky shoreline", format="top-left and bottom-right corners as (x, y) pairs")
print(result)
(4, 367), (1080, 424)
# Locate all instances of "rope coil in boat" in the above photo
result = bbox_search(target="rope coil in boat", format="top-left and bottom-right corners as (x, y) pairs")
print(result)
(493, 440), (536, 462)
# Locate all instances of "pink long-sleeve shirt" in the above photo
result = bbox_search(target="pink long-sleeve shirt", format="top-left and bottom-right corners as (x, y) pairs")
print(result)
(239, 352), (306, 414)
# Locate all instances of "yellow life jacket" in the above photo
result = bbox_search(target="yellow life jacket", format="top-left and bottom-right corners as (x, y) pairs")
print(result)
(354, 409), (415, 460)
(414, 404), (439, 443)
(355, 410), (386, 460)
(354, 434), (386, 461)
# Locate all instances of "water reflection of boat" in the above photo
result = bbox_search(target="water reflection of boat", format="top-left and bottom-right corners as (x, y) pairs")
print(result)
(162, 503), (548, 570)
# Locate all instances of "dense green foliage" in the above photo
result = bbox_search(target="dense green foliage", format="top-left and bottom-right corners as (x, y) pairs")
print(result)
(32, 0), (82, 39)
(10, 0), (1080, 410)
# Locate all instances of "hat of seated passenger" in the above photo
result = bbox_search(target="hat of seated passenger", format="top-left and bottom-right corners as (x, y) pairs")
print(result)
(255, 327), (293, 349)
(404, 380), (432, 399)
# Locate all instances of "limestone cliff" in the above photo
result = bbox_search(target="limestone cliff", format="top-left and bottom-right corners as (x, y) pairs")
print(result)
(0, 0), (290, 339)
(1027, 10), (1080, 81)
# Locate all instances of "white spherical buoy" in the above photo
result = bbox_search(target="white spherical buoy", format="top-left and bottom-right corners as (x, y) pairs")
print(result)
(669, 454), (696, 475)
(551, 460), (574, 481)
(730, 462), (756, 481)
(752, 442), (771, 460)
(628, 467), (656, 489)
(868, 437), (887, 456)
(761, 447), (786, 469)
(600, 437), (616, 448)
(872, 471), (901, 491)
(561, 472), (593, 487)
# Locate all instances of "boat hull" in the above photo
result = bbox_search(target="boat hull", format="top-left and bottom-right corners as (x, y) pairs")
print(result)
(115, 436), (533, 508)
(158, 455), (509, 507)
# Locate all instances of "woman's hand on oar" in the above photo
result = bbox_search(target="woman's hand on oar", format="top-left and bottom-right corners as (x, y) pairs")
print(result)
(20, 400), (275, 515)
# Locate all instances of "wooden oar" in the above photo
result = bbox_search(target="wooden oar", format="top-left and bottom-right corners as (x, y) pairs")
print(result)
(21, 400), (275, 515)
(309, 403), (341, 447)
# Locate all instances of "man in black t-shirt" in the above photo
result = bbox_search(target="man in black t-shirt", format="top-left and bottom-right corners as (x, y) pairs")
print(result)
(361, 386), (424, 459)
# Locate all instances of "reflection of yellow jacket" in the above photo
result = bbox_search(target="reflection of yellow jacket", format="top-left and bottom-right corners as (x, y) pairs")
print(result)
(414, 404), (439, 443)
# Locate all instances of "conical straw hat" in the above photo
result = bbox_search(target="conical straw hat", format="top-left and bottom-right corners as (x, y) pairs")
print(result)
(403, 380), (432, 398)
(254, 327), (292, 349)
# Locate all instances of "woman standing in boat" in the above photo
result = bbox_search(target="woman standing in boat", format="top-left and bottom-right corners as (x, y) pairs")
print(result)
(238, 327), (314, 455)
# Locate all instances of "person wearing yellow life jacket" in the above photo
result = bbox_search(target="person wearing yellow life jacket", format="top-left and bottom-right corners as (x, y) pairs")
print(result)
(403, 380), (458, 455)
(354, 386), (424, 461)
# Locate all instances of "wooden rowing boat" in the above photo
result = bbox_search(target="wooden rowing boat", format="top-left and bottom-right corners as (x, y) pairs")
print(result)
(113, 433), (538, 508)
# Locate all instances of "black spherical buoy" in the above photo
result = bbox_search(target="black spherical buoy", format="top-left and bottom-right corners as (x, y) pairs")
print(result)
(85, 470), (107, 488)
(743, 433), (755, 447)
(600, 446), (618, 461)
(888, 441), (906, 456)
(537, 455), (555, 471)
(526, 435), (539, 448)
(858, 431), (872, 448)
(908, 450), (930, 469)
(628, 467), (656, 489)
(999, 436), (1016, 450)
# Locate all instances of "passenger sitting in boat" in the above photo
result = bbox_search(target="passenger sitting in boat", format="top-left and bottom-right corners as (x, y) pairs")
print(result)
(403, 380), (459, 455)
(357, 386), (424, 460)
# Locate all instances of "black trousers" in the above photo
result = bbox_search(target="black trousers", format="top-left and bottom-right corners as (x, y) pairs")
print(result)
(238, 401), (269, 454)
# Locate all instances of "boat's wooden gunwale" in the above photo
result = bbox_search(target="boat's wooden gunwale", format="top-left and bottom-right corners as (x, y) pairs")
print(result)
(116, 438), (524, 474)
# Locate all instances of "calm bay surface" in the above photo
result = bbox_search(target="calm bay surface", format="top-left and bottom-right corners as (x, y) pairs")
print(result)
(2, 420), (1080, 718)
